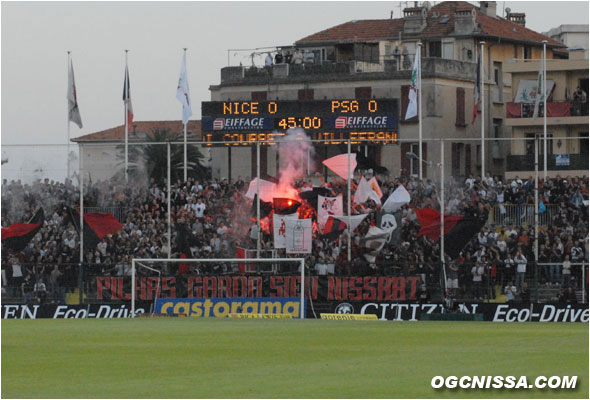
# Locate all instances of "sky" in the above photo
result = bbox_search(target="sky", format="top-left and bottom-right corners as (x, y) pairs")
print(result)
(1, 1), (588, 180)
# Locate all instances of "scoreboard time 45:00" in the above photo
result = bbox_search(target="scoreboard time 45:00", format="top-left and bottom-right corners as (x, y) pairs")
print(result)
(201, 99), (399, 145)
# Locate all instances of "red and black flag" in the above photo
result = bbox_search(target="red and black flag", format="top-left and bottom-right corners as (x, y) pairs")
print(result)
(414, 208), (487, 259)
(322, 216), (347, 238)
(1, 208), (44, 252)
(67, 206), (123, 253)
(273, 197), (301, 215)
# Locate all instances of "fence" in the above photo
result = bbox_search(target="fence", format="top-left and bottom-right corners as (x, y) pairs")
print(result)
(488, 204), (558, 227)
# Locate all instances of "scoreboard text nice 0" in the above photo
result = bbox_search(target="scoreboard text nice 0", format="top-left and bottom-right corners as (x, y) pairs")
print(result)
(201, 99), (399, 146)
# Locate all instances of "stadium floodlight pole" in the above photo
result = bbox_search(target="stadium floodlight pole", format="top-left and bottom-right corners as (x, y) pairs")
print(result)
(347, 139), (351, 262)
(542, 40), (548, 180)
(480, 41), (485, 180)
(124, 50), (129, 183)
(418, 42), (423, 181)
(256, 141), (261, 258)
(440, 140), (447, 295)
(167, 141), (171, 258)
(534, 135), (539, 302)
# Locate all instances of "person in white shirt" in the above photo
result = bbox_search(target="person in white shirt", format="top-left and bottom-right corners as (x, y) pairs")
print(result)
(504, 282), (517, 302)
(514, 250), (527, 289)
(265, 53), (273, 67)
(195, 199), (206, 219)
(471, 262), (484, 300)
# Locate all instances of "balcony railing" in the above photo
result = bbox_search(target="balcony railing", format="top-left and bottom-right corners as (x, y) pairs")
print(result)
(506, 101), (589, 118)
(506, 153), (589, 171)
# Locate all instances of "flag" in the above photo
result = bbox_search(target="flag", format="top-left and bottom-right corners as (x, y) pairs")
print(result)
(285, 218), (312, 254)
(382, 185), (411, 213)
(273, 198), (301, 215)
(245, 178), (277, 203)
(334, 213), (368, 232)
(378, 210), (403, 244)
(1, 208), (44, 252)
(472, 50), (481, 124)
(67, 60), (83, 129)
(354, 177), (382, 205)
(414, 208), (487, 259)
(273, 213), (298, 248)
(322, 216), (347, 237)
(322, 153), (357, 180)
(123, 65), (134, 130)
(176, 52), (192, 125)
(317, 195), (343, 228)
(298, 187), (332, 208)
(67, 207), (123, 253)
(532, 57), (543, 120)
(360, 226), (393, 252)
(405, 51), (419, 120)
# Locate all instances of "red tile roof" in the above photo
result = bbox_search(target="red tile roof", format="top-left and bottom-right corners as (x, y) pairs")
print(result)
(72, 120), (201, 142)
(296, 1), (564, 47)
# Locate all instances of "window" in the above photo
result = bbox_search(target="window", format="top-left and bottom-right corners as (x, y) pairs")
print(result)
(410, 143), (420, 177)
(524, 46), (532, 60)
(456, 87), (466, 126)
(429, 41), (441, 58)
(442, 41), (454, 60)
(493, 118), (502, 138)
(526, 133), (553, 155)
(580, 132), (588, 155)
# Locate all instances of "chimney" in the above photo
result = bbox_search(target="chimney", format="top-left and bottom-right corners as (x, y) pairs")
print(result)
(479, 1), (497, 18)
(454, 8), (477, 35)
(403, 6), (428, 34)
(507, 12), (526, 27)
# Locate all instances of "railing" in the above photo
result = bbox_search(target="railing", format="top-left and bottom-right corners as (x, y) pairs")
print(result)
(506, 154), (589, 171)
(488, 204), (557, 226)
(506, 101), (589, 118)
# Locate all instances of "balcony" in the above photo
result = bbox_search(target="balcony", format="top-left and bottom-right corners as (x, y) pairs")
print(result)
(505, 101), (589, 127)
(218, 56), (477, 86)
(506, 153), (589, 172)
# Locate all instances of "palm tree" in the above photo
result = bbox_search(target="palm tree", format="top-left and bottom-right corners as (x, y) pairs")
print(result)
(116, 128), (209, 184)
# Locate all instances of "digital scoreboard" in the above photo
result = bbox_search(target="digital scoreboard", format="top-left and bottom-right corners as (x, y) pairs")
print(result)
(200, 99), (399, 146)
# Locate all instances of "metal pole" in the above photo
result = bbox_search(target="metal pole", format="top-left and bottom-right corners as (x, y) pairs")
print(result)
(256, 142), (261, 258)
(582, 262), (586, 304)
(167, 141), (171, 259)
(418, 42), (423, 181)
(131, 259), (136, 317)
(183, 48), (188, 182)
(480, 41), (485, 179)
(67, 51), (71, 182)
(542, 40), (548, 180)
(534, 135), (539, 302)
(440, 140), (447, 296)
(300, 259), (305, 319)
(124, 50), (129, 183)
(347, 139), (352, 262)
(79, 143), (84, 305)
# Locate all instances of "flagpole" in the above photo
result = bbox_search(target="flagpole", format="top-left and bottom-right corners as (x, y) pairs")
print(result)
(124, 50), (129, 183)
(480, 41), (485, 179)
(79, 139), (84, 266)
(256, 141), (261, 258)
(440, 139), (447, 296)
(534, 135), (539, 302)
(347, 139), (351, 262)
(167, 141), (171, 259)
(542, 40), (547, 180)
(417, 42), (423, 181)
(66, 51), (71, 183)
(183, 48), (188, 182)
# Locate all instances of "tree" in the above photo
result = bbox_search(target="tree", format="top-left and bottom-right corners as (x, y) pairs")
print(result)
(116, 128), (209, 184)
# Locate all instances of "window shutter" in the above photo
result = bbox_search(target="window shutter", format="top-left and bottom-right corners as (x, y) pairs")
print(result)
(456, 88), (466, 126)
(422, 143), (427, 179)
(401, 142), (411, 176)
(465, 144), (472, 175)
(401, 85), (418, 123)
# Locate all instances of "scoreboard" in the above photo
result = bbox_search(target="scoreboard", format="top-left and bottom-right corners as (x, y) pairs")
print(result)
(200, 99), (399, 146)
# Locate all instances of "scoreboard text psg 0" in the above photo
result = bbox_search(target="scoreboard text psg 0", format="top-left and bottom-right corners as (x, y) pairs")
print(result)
(200, 99), (399, 146)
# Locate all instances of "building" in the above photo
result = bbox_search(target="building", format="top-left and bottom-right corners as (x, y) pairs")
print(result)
(204, 1), (566, 182)
(72, 121), (203, 181)
(503, 49), (589, 179)
(544, 24), (589, 52)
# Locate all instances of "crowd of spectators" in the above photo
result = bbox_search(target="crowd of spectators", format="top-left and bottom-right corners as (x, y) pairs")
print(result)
(1, 170), (588, 304)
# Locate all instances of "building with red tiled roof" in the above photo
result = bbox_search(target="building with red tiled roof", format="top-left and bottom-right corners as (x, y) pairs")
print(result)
(204, 1), (574, 180)
(72, 120), (201, 142)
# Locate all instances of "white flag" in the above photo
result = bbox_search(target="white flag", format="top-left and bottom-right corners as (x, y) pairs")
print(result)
(532, 57), (543, 120)
(322, 153), (357, 180)
(354, 177), (382, 205)
(245, 178), (277, 203)
(273, 213), (298, 249)
(405, 51), (420, 120)
(334, 213), (368, 232)
(317, 195), (344, 229)
(176, 52), (192, 125)
(286, 218), (313, 254)
(67, 60), (83, 129)
(383, 185), (411, 213)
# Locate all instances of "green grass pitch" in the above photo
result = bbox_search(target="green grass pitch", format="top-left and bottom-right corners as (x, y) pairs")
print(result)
(1, 319), (588, 399)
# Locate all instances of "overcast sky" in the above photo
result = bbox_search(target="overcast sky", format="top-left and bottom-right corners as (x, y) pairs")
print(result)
(1, 1), (588, 151)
